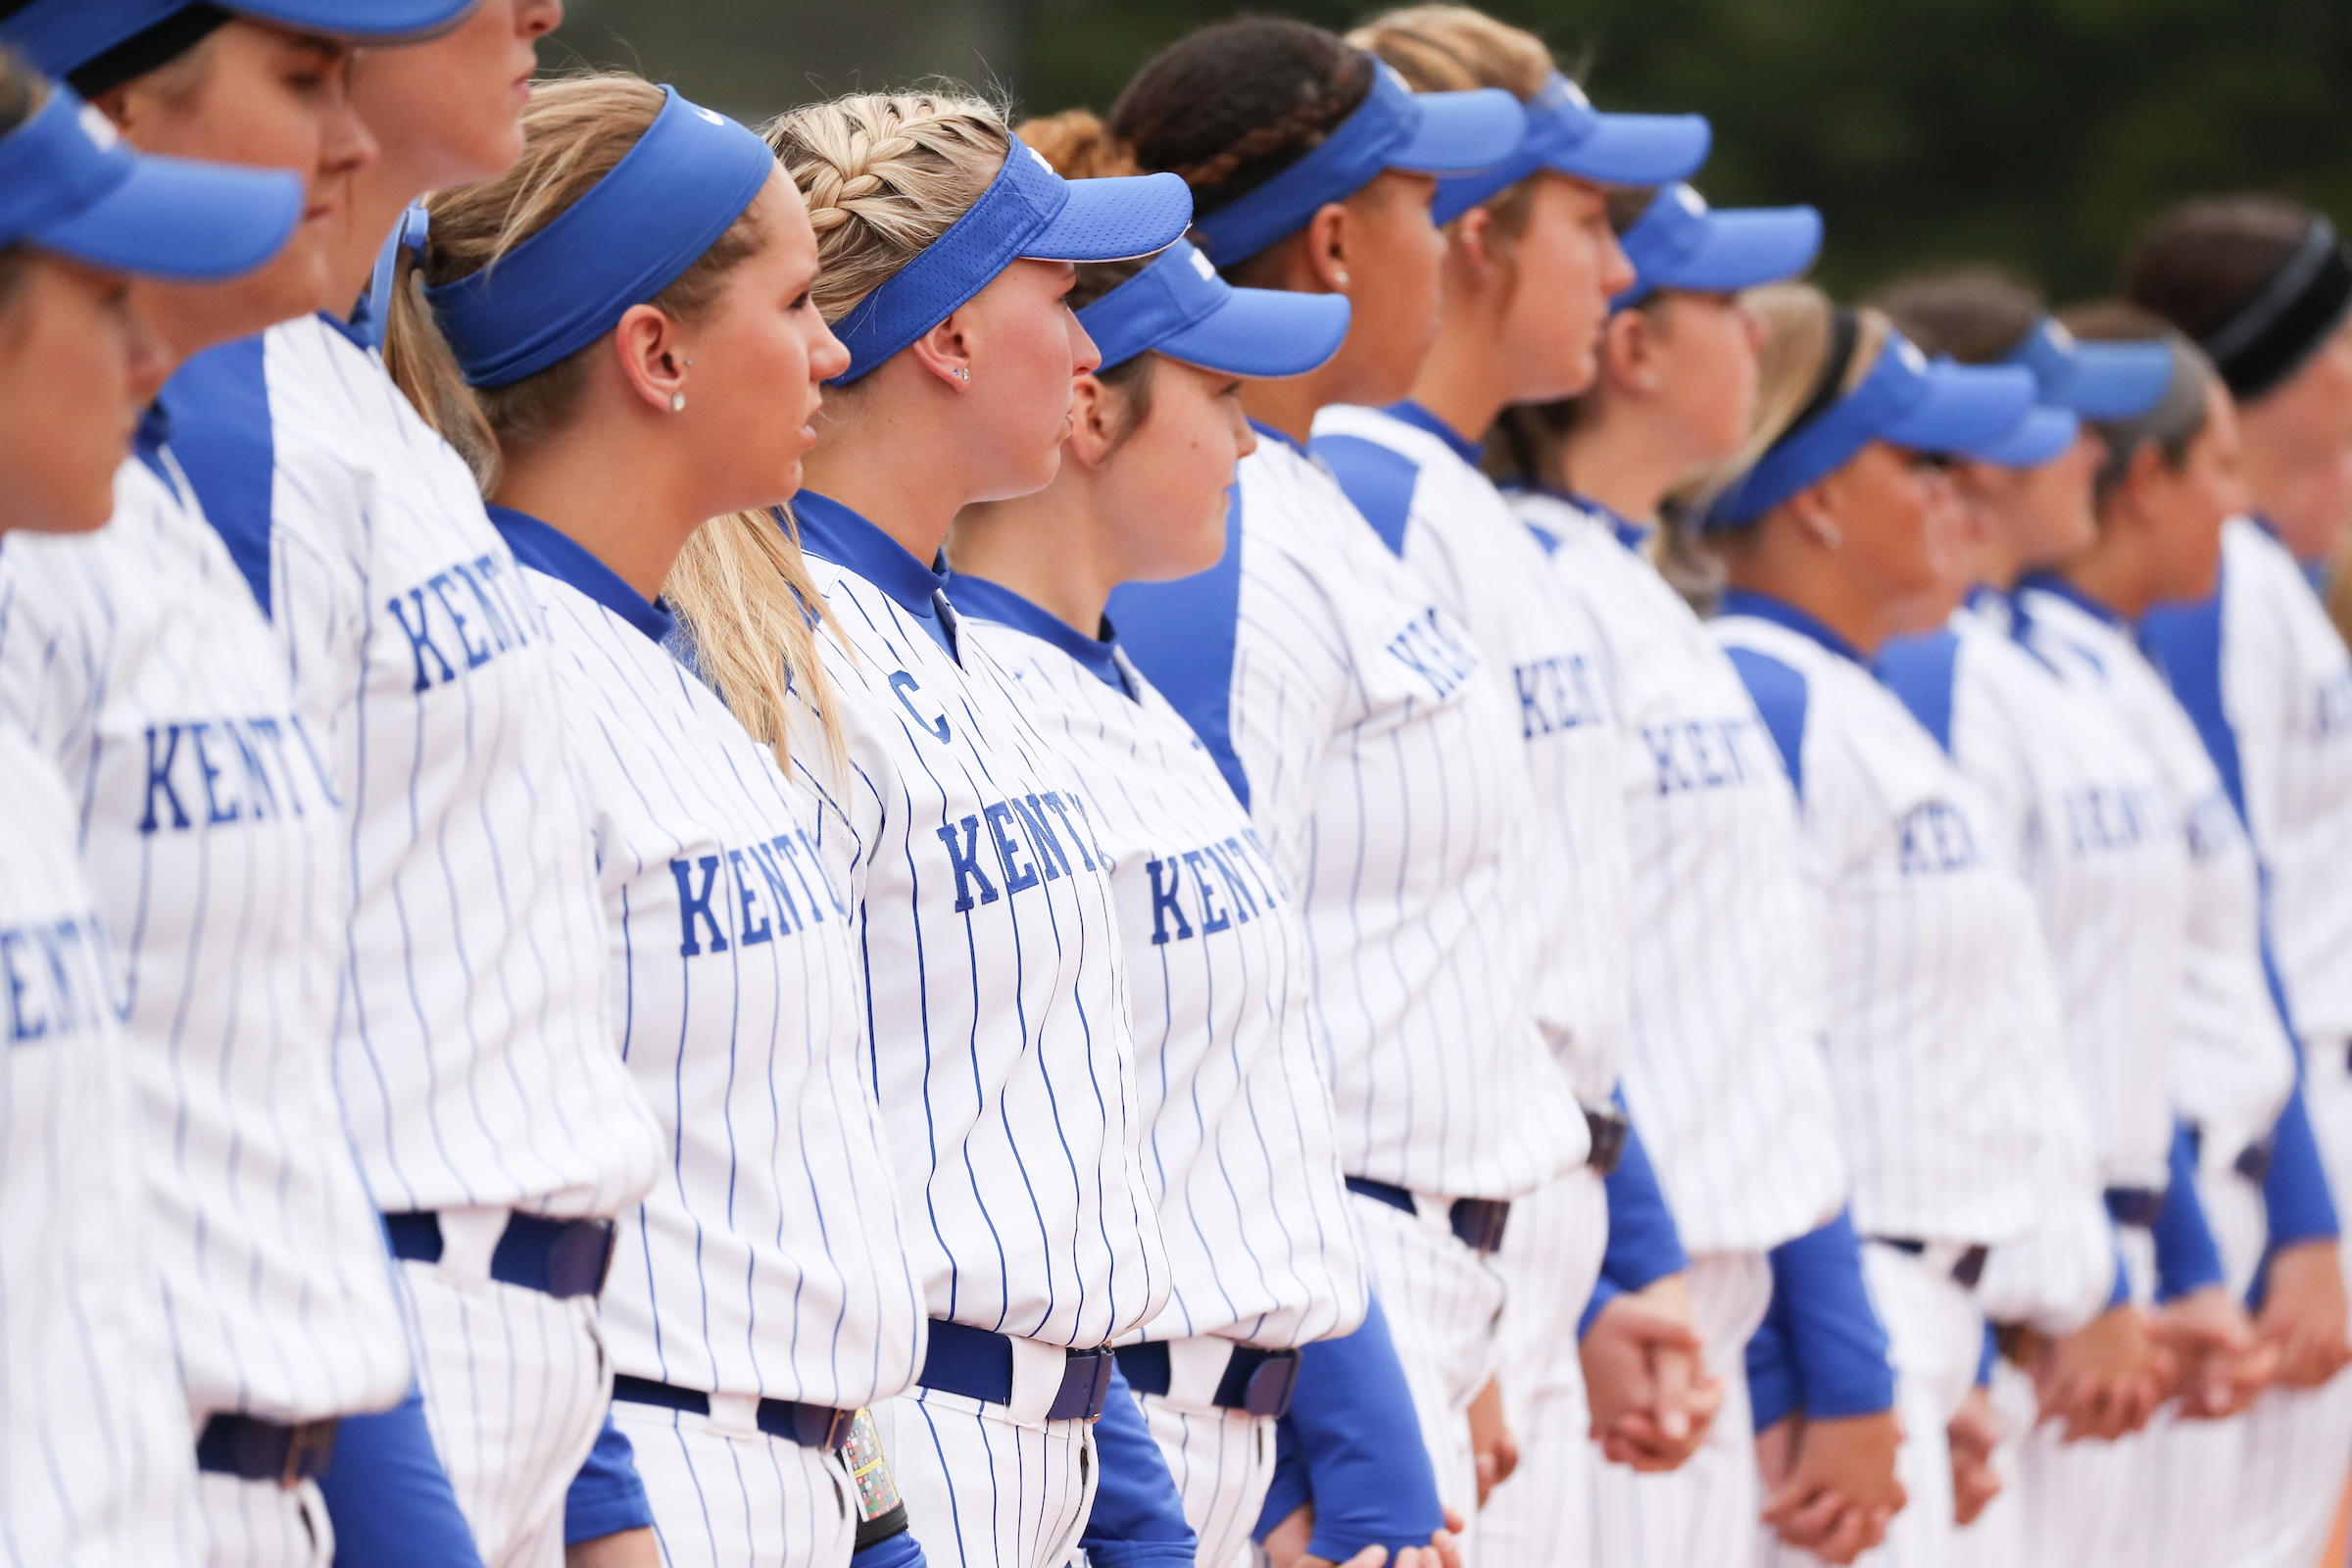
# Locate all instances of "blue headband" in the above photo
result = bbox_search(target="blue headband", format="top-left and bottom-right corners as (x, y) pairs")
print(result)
(828, 141), (1191, 384)
(3, 0), (481, 77)
(1076, 238), (1349, 378)
(425, 86), (776, 389)
(1193, 65), (1525, 269)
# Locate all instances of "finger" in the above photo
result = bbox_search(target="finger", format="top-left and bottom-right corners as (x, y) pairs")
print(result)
(1338, 1551), (1388, 1568)
(1655, 1348), (1696, 1444)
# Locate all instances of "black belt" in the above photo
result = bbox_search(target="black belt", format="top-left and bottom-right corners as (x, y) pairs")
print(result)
(1584, 1106), (1631, 1175)
(383, 1210), (615, 1300)
(1873, 1237), (1990, 1290)
(916, 1320), (1114, 1422)
(2182, 1123), (2278, 1186)
(2104, 1186), (2166, 1229)
(1113, 1342), (1301, 1418)
(197, 1412), (339, 1487)
(612, 1374), (856, 1449)
(1345, 1176), (1512, 1254)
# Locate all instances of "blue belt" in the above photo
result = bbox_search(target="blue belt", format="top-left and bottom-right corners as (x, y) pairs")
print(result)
(612, 1374), (856, 1449)
(1872, 1237), (1990, 1290)
(382, 1210), (615, 1300)
(1345, 1176), (1512, 1254)
(2104, 1186), (2166, 1229)
(917, 1320), (1114, 1422)
(197, 1412), (339, 1486)
(1114, 1341), (1301, 1417)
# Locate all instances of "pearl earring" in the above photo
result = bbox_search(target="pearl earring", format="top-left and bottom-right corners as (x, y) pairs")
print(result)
(669, 392), (686, 413)
(1333, 270), (1350, 288)
(955, 368), (970, 381)
(1815, 520), (1842, 549)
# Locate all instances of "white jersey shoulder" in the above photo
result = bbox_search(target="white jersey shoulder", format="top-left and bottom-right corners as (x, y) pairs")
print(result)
(0, 719), (196, 1567)
(1710, 608), (2047, 1245)
(780, 536), (1166, 1349)
(1518, 492), (1843, 1254)
(514, 552), (926, 1409)
(959, 601), (1369, 1349)
(0, 454), (410, 1423)
(213, 316), (662, 1216)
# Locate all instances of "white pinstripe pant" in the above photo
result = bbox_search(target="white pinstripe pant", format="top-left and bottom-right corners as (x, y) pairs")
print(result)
(1129, 1384), (1272, 1568)
(191, 1473), (332, 1568)
(869, 1388), (1097, 1568)
(401, 1257), (612, 1568)
(612, 1399), (858, 1568)
(1463, 1169), (1607, 1568)
(1588, 1250), (1773, 1568)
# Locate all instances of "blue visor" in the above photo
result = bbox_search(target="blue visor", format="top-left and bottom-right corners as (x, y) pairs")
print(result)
(427, 86), (777, 388)
(1076, 239), (1349, 377)
(1617, 183), (1820, 308)
(831, 141), (1191, 383)
(1432, 74), (1710, 227)
(4, 0), (479, 75)
(1961, 404), (2082, 468)
(2003, 317), (2175, 420)
(1195, 64), (1525, 268)
(1703, 332), (2036, 530)
(0, 82), (299, 279)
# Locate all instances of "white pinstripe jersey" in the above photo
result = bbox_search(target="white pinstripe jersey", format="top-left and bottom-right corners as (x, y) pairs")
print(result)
(770, 495), (1166, 1349)
(2017, 581), (2296, 1164)
(955, 582), (1369, 1349)
(162, 317), (662, 1217)
(1710, 600), (2045, 1245)
(1310, 405), (1625, 1103)
(1109, 430), (1589, 1200)
(0, 719), (194, 1568)
(0, 450), (411, 1424)
(500, 513), (926, 1409)
(1512, 493), (1845, 1255)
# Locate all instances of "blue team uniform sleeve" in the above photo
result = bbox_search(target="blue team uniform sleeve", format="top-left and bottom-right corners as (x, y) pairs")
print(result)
(1251, 1295), (1447, 1562)
(2262, 1082), (2340, 1255)
(1766, 1209), (1896, 1421)
(563, 1410), (656, 1546)
(2154, 1120), (2228, 1302)
(852, 1533), (931, 1568)
(1976, 1321), (2000, 1388)
(1582, 1098), (1688, 1340)
(315, 1384), (487, 1568)
(1744, 1287), (1801, 1434)
(1076, 1363), (1197, 1568)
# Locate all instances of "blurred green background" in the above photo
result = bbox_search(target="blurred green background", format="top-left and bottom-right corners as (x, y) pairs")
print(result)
(549, 0), (2352, 301)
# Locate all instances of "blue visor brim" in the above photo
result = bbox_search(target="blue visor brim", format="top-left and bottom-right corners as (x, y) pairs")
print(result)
(232, 0), (480, 37)
(32, 150), (300, 280)
(2042, 339), (2177, 420)
(1155, 289), (1350, 379)
(1392, 87), (1531, 174)
(1883, 363), (2039, 454)
(1962, 405), (2081, 468)
(1636, 206), (1821, 299)
(1547, 113), (1712, 185)
(1023, 171), (1193, 262)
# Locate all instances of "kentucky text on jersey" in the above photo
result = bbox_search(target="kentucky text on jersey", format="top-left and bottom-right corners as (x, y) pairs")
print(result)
(1144, 831), (1287, 947)
(384, 553), (537, 694)
(1384, 607), (1481, 699)
(0, 912), (113, 1044)
(138, 711), (325, 833)
(671, 828), (847, 957)
(1641, 714), (1780, 796)
(2060, 781), (2165, 856)
(1515, 651), (1607, 740)
(934, 790), (1105, 914)
(1896, 800), (1985, 875)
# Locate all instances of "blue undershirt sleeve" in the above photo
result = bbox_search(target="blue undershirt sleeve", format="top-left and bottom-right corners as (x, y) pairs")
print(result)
(1744, 1287), (1801, 1435)
(1769, 1209), (1896, 1421)
(2262, 1083), (2340, 1253)
(315, 1384), (488, 1568)
(2154, 1121), (2227, 1302)
(562, 1409), (655, 1546)
(1077, 1364), (1197, 1568)
(1583, 1100), (1688, 1339)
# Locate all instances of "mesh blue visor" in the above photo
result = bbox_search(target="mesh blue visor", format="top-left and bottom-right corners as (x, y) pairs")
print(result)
(1702, 332), (2036, 531)
(4, 0), (480, 76)
(1432, 74), (1710, 227)
(1959, 404), (2082, 468)
(2003, 317), (2175, 420)
(1076, 239), (1349, 377)
(829, 141), (1191, 384)
(0, 81), (299, 278)
(1616, 183), (1820, 309)
(1195, 64), (1525, 270)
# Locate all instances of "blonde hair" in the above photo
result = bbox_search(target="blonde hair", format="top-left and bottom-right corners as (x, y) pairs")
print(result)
(666, 88), (1010, 773)
(382, 72), (842, 770)
(1348, 7), (1553, 241)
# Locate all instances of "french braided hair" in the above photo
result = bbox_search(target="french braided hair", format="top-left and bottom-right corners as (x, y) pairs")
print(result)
(0, 51), (44, 311)
(665, 87), (1011, 777)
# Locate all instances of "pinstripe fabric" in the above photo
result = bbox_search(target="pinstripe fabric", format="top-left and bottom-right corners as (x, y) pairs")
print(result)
(189, 1476), (330, 1568)
(1586, 1250), (1773, 1568)
(515, 564), (925, 1410)
(609, 1401), (857, 1568)
(869, 1390), (1097, 1568)
(0, 456), (413, 1430)
(0, 721), (196, 1568)
(1709, 612), (2043, 1247)
(1514, 495), (1842, 1256)
(1127, 1393), (1269, 1568)
(1471, 1169), (1606, 1568)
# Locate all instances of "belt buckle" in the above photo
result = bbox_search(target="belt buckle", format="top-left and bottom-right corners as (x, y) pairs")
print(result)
(1449, 1198), (1510, 1255)
(1242, 1349), (1301, 1418)
(280, 1420), (338, 1490)
(1047, 1347), (1114, 1423)
(542, 1217), (617, 1299)
(1952, 1246), (1989, 1291)
(1584, 1107), (1631, 1176)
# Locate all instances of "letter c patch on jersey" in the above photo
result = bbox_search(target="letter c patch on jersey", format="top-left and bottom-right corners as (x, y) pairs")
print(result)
(890, 671), (953, 744)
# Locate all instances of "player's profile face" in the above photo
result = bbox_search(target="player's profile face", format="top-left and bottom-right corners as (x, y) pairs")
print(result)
(1329, 170), (1445, 408)
(2233, 312), (2352, 564)
(1491, 173), (1636, 406)
(1094, 354), (1252, 583)
(1818, 437), (1947, 606)
(1648, 290), (1763, 465)
(2143, 384), (2247, 603)
(944, 257), (1099, 504)
(349, 0), (564, 194)
(0, 252), (172, 536)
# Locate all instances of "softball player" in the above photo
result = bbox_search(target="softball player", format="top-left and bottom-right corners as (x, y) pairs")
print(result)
(1496, 179), (1855, 1568)
(1100, 19), (1607, 1546)
(662, 90), (1190, 1568)
(943, 160), (1369, 1559)
(0, 9), (456, 1559)
(380, 75), (932, 1566)
(1692, 288), (2082, 1568)
(0, 63), (315, 1567)
(2128, 204), (2352, 1568)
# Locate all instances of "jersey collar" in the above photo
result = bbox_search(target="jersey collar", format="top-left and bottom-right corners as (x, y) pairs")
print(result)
(948, 572), (1135, 699)
(2016, 569), (2129, 632)
(1568, 490), (1654, 552)
(1382, 400), (1485, 466)
(1716, 586), (1869, 665)
(790, 488), (954, 623)
(486, 504), (675, 645)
